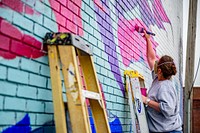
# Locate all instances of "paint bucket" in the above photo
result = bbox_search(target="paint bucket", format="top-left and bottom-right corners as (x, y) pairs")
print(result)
(140, 88), (147, 96)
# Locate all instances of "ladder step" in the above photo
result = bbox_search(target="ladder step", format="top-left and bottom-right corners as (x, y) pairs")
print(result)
(82, 90), (100, 100)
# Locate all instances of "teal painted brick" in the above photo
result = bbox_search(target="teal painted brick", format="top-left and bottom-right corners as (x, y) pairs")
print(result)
(47, 78), (51, 89)
(34, 23), (50, 38)
(110, 95), (117, 102)
(82, 0), (90, 5)
(43, 17), (58, 32)
(0, 81), (17, 96)
(36, 114), (53, 125)
(45, 102), (54, 113)
(93, 46), (101, 56)
(94, 64), (100, 73)
(94, 30), (101, 42)
(96, 57), (104, 66)
(89, 35), (98, 45)
(101, 67), (108, 76)
(8, 68), (29, 84)
(107, 86), (114, 94)
(40, 64), (50, 77)
(83, 23), (93, 34)
(81, 11), (89, 22)
(0, 112), (15, 125)
(20, 58), (40, 74)
(117, 96), (125, 104)
(114, 89), (122, 96)
(29, 113), (36, 125)
(84, 4), (94, 18)
(0, 65), (7, 79)
(35, 1), (51, 18)
(4, 97), (26, 111)
(35, 56), (48, 65)
(37, 88), (52, 101)
(25, 13), (43, 25)
(17, 85), (37, 99)
(0, 57), (20, 68)
(0, 7), (13, 22)
(13, 12), (34, 32)
(106, 101), (112, 110)
(0, 96), (3, 109)
(89, 18), (97, 30)
(27, 100), (45, 112)
(29, 73), (47, 88)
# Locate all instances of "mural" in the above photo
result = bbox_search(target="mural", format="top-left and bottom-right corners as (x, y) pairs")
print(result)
(0, 0), (179, 132)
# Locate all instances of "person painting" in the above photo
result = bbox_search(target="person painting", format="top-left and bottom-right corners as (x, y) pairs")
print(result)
(142, 31), (182, 133)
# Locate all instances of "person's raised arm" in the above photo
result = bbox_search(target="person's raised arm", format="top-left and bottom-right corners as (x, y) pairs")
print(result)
(144, 30), (156, 70)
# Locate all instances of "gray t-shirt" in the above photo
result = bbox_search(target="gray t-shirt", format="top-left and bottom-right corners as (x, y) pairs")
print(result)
(147, 72), (182, 132)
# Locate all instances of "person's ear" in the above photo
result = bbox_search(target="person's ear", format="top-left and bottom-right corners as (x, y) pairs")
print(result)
(157, 68), (162, 74)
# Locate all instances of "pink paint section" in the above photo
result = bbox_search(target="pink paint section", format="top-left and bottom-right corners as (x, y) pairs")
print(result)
(153, 0), (170, 23)
(0, 18), (45, 59)
(117, 18), (159, 67)
(49, 0), (83, 36)
(0, 0), (40, 15)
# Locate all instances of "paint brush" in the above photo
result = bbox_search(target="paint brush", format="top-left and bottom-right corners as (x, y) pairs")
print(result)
(134, 25), (155, 36)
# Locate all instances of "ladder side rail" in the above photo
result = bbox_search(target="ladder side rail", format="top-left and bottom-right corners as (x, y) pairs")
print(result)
(58, 45), (91, 133)
(77, 50), (111, 133)
(47, 45), (68, 133)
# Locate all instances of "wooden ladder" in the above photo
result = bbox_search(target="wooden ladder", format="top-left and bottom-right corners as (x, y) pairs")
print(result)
(44, 32), (111, 133)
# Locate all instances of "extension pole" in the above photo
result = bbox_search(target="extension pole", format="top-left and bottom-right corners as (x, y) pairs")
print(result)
(184, 0), (198, 133)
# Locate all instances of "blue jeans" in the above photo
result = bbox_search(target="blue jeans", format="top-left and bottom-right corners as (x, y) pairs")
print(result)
(151, 131), (182, 133)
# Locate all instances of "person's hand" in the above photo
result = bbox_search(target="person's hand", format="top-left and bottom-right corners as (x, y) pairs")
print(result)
(142, 95), (147, 103)
(143, 30), (150, 40)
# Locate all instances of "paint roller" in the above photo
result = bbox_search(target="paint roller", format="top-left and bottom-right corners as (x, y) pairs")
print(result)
(134, 25), (155, 36)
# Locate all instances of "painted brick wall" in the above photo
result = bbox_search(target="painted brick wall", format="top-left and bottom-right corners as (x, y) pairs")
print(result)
(0, 0), (182, 132)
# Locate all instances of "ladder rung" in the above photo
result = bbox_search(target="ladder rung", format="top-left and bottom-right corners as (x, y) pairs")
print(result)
(82, 90), (100, 100)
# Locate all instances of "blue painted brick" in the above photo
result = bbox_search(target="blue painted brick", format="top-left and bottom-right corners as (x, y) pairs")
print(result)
(29, 73), (47, 88)
(8, 68), (29, 84)
(0, 96), (3, 109)
(16, 113), (36, 126)
(45, 102), (54, 113)
(36, 114), (53, 125)
(20, 58), (40, 74)
(0, 57), (20, 68)
(0, 65), (7, 79)
(17, 85), (37, 99)
(13, 12), (34, 32)
(0, 112), (15, 125)
(34, 23), (50, 38)
(4, 97), (26, 111)
(27, 100), (45, 112)
(40, 64), (50, 77)
(0, 81), (17, 96)
(37, 88), (52, 101)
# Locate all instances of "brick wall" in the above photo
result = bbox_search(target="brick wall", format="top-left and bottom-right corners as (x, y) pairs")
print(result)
(0, 0), (182, 132)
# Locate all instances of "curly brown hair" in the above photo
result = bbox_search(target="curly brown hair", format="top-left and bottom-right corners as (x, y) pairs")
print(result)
(157, 55), (177, 79)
